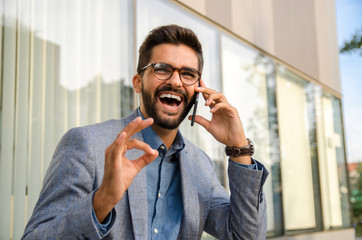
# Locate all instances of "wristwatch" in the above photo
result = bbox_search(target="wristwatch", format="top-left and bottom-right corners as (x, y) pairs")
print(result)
(225, 138), (254, 157)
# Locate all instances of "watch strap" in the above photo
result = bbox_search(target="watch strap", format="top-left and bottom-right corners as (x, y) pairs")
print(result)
(225, 138), (254, 157)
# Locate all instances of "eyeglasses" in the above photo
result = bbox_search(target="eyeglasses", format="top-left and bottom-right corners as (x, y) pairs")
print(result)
(139, 63), (201, 85)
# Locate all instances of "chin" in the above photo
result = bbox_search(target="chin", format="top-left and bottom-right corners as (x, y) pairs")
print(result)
(153, 113), (183, 130)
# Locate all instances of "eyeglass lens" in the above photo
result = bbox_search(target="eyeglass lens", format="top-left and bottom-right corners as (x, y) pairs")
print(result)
(152, 63), (199, 85)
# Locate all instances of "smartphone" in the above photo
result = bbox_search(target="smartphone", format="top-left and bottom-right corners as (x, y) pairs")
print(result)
(191, 92), (199, 126)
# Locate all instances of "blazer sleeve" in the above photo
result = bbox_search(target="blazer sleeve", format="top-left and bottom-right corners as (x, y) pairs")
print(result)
(22, 127), (115, 240)
(204, 158), (269, 240)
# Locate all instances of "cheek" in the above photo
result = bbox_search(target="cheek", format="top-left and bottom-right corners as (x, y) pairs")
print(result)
(141, 81), (151, 94)
(143, 82), (162, 100)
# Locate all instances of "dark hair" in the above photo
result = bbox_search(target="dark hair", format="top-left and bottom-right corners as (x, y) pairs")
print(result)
(137, 24), (204, 74)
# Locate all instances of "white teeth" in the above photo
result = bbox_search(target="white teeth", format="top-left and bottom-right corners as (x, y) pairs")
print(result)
(160, 93), (181, 102)
(171, 95), (181, 101)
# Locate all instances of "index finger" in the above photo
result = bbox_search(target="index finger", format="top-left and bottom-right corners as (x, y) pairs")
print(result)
(118, 117), (153, 140)
(199, 78), (207, 88)
(195, 79), (217, 99)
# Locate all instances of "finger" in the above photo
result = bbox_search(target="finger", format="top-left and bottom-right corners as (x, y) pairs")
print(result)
(118, 117), (154, 141)
(132, 149), (159, 170)
(199, 78), (207, 88)
(195, 86), (217, 96)
(123, 117), (153, 138)
(125, 139), (159, 168)
(188, 115), (211, 131)
(106, 131), (127, 164)
(210, 102), (231, 114)
(195, 85), (224, 104)
(126, 139), (157, 156)
(205, 92), (226, 107)
(194, 86), (208, 101)
(195, 79), (215, 100)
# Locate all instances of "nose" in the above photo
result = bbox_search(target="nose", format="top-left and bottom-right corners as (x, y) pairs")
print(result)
(166, 69), (183, 87)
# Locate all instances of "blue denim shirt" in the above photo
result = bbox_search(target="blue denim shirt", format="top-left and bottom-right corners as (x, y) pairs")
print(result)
(142, 117), (184, 239)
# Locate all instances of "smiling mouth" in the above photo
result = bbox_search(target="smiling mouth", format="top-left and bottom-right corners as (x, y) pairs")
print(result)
(159, 93), (182, 107)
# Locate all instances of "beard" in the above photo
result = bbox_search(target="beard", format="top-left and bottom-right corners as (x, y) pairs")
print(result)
(141, 84), (196, 130)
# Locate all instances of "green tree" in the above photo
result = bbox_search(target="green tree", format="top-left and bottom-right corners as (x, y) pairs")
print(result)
(340, 27), (362, 55)
(351, 163), (362, 236)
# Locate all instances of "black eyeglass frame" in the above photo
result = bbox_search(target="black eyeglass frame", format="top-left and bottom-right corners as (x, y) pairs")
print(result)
(139, 62), (202, 86)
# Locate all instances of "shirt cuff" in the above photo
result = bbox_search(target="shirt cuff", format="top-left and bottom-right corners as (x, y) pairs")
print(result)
(229, 157), (258, 170)
(91, 206), (112, 235)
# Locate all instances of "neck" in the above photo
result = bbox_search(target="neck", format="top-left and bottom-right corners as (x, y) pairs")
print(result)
(150, 124), (179, 150)
(138, 107), (180, 150)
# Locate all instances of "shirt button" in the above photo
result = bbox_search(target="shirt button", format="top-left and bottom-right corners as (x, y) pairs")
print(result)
(154, 228), (159, 234)
(160, 145), (165, 150)
(158, 192), (161, 198)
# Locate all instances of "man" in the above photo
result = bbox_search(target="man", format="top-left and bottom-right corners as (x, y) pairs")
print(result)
(22, 25), (268, 239)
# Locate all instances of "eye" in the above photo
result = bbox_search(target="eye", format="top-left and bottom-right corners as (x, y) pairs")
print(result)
(153, 64), (172, 76)
(181, 69), (198, 79)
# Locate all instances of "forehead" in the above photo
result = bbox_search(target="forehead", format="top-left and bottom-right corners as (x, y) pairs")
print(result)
(150, 43), (199, 69)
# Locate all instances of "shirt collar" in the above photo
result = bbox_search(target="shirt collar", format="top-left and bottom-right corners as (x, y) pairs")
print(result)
(137, 108), (185, 153)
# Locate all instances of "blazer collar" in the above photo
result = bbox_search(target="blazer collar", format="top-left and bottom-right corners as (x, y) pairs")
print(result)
(128, 168), (148, 240)
(123, 110), (149, 240)
(178, 148), (200, 239)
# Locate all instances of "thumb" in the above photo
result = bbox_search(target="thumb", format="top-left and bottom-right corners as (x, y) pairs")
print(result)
(188, 115), (210, 131)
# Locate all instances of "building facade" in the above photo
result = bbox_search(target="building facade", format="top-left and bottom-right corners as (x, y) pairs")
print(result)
(0, 0), (353, 239)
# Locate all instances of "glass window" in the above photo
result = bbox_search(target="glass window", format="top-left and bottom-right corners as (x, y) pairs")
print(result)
(276, 66), (322, 232)
(221, 34), (283, 235)
(0, 1), (18, 238)
(0, 1), (133, 239)
(315, 86), (351, 229)
(27, 0), (133, 222)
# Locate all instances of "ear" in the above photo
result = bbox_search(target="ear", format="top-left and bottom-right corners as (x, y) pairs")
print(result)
(132, 74), (142, 93)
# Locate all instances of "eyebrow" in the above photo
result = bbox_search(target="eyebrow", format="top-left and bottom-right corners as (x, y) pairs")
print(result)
(157, 62), (199, 71)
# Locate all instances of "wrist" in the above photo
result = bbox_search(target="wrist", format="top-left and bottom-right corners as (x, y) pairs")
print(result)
(225, 138), (254, 164)
(230, 155), (252, 165)
(225, 131), (248, 147)
(93, 189), (116, 223)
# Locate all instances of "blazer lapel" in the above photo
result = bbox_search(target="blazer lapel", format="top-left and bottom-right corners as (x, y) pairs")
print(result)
(179, 150), (200, 239)
(123, 111), (149, 240)
(127, 167), (148, 240)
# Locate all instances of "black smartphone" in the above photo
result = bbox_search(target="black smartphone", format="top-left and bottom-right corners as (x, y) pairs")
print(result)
(191, 92), (199, 126)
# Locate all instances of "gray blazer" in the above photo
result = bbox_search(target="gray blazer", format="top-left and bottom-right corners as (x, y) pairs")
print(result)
(22, 110), (268, 240)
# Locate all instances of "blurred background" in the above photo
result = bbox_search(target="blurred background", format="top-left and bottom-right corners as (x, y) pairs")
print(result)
(0, 0), (361, 239)
(336, 0), (362, 238)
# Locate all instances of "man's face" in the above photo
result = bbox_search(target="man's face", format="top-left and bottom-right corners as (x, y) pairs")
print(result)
(135, 43), (199, 130)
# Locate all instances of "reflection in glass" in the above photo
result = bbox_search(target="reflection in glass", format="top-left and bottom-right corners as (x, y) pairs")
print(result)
(221, 34), (281, 235)
(315, 86), (351, 229)
(276, 66), (322, 231)
(0, 1), (133, 239)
